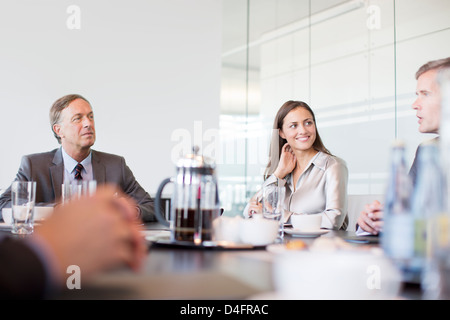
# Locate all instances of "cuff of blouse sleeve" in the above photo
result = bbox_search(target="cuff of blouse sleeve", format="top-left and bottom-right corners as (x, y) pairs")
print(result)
(355, 225), (372, 236)
(265, 174), (286, 187)
(243, 203), (250, 218)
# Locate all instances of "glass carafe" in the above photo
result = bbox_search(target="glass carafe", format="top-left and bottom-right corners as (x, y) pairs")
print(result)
(154, 146), (220, 244)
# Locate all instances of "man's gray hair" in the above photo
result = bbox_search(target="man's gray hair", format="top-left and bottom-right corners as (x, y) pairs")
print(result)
(416, 57), (450, 80)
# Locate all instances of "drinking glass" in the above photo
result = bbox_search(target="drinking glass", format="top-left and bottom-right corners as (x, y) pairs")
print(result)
(262, 184), (285, 241)
(11, 181), (36, 234)
(62, 180), (97, 203)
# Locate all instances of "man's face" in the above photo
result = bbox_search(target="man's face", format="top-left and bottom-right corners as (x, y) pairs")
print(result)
(53, 98), (96, 153)
(412, 69), (441, 134)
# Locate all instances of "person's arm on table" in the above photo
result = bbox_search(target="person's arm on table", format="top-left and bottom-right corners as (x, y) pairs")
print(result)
(0, 185), (146, 299)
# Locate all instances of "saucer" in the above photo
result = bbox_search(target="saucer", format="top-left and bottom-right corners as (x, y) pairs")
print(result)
(150, 239), (266, 250)
(284, 227), (329, 237)
(266, 242), (307, 254)
(0, 222), (11, 230)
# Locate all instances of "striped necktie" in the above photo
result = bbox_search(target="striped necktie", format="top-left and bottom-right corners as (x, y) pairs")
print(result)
(74, 163), (84, 180)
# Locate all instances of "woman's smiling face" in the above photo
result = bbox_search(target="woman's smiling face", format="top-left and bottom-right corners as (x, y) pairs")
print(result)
(279, 107), (316, 152)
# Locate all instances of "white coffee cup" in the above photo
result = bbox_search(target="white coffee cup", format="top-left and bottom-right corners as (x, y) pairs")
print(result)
(291, 213), (322, 231)
(2, 208), (12, 225)
(239, 214), (279, 245)
(213, 215), (243, 243)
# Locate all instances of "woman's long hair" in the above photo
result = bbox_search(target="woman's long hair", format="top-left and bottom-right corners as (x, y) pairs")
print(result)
(264, 100), (332, 180)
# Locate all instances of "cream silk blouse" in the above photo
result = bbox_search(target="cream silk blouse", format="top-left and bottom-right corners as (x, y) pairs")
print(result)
(247, 151), (348, 230)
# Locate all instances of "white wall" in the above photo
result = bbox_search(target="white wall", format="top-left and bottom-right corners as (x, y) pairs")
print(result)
(0, 0), (222, 195)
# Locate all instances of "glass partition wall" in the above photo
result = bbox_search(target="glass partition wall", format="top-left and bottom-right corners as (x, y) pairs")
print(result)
(219, 0), (450, 217)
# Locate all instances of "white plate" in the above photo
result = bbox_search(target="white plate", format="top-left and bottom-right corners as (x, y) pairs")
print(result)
(284, 228), (329, 237)
(142, 230), (171, 241)
(266, 244), (287, 254)
(266, 243), (307, 254)
(2, 207), (53, 225)
(0, 222), (11, 230)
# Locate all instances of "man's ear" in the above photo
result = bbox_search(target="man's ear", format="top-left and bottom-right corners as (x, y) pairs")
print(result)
(53, 124), (62, 138)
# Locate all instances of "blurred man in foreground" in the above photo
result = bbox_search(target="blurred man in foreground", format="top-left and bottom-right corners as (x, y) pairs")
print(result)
(0, 185), (146, 299)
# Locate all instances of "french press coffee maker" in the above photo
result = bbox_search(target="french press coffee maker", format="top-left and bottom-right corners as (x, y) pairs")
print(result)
(154, 146), (221, 244)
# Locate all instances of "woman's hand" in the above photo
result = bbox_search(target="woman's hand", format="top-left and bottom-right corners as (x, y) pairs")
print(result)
(248, 197), (262, 217)
(274, 143), (296, 179)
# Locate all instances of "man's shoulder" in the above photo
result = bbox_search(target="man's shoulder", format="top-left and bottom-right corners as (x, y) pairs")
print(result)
(23, 149), (59, 161)
(91, 150), (125, 162)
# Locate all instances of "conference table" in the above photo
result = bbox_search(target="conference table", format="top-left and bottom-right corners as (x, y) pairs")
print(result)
(52, 222), (422, 301)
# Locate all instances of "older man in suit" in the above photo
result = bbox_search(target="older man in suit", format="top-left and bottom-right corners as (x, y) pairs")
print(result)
(0, 94), (155, 222)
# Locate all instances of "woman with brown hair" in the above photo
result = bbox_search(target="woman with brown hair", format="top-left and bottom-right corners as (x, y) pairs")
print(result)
(245, 100), (348, 230)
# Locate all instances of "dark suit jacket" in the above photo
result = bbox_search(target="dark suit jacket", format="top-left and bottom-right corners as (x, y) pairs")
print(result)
(0, 148), (155, 221)
(409, 136), (439, 187)
(0, 236), (48, 299)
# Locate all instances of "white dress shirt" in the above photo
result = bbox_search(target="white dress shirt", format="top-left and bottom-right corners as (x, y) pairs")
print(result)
(61, 147), (93, 183)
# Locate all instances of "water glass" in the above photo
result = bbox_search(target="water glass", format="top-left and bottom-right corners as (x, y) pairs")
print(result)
(62, 180), (97, 203)
(11, 181), (36, 235)
(262, 184), (285, 240)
